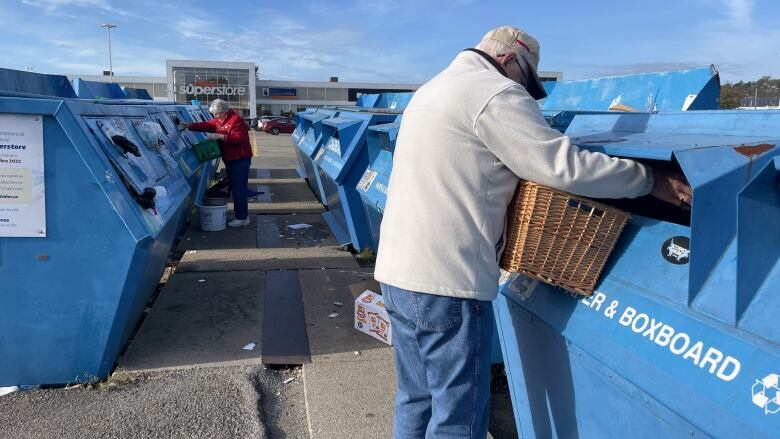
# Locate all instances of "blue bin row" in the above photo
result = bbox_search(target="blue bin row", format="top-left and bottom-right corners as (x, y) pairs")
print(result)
(291, 93), (413, 250)
(0, 68), (217, 386)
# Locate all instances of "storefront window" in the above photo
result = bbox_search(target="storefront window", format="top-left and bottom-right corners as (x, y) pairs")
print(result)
(172, 66), (251, 115)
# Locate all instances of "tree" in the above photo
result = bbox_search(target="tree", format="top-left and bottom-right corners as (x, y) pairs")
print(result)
(720, 85), (742, 109)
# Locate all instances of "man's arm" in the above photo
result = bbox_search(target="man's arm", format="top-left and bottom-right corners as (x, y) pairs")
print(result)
(474, 84), (653, 199)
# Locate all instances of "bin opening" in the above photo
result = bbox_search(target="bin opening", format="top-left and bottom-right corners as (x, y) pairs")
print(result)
(155, 117), (169, 135)
(593, 159), (691, 226)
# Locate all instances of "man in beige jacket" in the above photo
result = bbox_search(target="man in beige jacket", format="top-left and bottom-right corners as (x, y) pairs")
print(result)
(374, 26), (691, 438)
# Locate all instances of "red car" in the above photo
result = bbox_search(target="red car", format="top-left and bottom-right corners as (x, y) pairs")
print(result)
(263, 117), (295, 135)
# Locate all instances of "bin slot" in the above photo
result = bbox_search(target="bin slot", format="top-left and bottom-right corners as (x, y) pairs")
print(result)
(167, 110), (202, 145)
(190, 111), (203, 122)
(592, 159), (691, 226)
(153, 114), (188, 156)
(126, 119), (177, 177)
(300, 111), (336, 157)
(86, 117), (158, 194)
(319, 117), (364, 181)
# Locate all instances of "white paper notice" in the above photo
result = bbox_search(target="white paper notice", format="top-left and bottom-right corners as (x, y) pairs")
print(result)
(0, 114), (45, 237)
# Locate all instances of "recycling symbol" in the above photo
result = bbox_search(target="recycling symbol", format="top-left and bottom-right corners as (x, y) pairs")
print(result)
(752, 373), (780, 415)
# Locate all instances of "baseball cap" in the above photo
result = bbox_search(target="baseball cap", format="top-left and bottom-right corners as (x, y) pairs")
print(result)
(482, 26), (547, 100)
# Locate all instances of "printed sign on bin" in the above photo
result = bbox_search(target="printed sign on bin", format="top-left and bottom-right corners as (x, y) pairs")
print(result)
(0, 114), (46, 237)
(354, 290), (392, 345)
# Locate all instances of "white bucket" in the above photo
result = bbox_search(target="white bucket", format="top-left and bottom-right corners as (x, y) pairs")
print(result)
(197, 198), (228, 232)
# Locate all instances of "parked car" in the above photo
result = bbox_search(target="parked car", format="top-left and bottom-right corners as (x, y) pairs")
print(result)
(263, 117), (295, 135)
(255, 116), (285, 131)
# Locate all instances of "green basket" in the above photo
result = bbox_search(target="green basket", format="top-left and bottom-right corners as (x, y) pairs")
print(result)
(193, 140), (221, 162)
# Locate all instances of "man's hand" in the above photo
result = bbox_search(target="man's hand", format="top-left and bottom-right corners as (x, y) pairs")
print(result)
(650, 167), (692, 209)
(177, 122), (190, 131)
(206, 133), (225, 141)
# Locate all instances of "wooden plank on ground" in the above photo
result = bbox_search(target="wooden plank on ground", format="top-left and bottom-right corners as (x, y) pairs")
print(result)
(262, 270), (311, 365)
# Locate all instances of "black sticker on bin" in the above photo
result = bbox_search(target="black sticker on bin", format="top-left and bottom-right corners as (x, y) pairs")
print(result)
(662, 236), (690, 264)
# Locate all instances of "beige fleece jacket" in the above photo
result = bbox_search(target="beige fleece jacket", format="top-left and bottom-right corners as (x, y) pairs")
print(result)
(374, 50), (653, 300)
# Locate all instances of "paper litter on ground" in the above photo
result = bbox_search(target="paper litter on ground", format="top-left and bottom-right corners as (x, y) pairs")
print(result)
(242, 343), (256, 351)
(329, 313), (339, 318)
(283, 377), (296, 384)
(286, 223), (312, 230)
(0, 386), (19, 397)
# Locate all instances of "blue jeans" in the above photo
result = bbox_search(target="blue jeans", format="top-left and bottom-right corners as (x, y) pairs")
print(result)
(381, 283), (493, 439)
(225, 157), (251, 220)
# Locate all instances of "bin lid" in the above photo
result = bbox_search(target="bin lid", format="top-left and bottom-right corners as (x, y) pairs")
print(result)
(0, 68), (77, 98)
(73, 78), (128, 99)
(541, 66), (719, 113)
(122, 86), (153, 100)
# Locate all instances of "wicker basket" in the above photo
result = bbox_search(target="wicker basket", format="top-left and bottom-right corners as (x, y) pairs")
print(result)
(193, 140), (221, 163)
(500, 182), (630, 296)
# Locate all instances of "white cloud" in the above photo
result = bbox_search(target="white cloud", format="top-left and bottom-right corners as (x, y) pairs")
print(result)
(719, 0), (754, 26)
(21, 0), (130, 16)
(51, 61), (106, 73)
(23, 0), (104, 7)
(684, 0), (779, 81)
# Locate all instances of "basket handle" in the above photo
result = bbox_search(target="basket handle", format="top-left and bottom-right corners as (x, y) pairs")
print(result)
(568, 198), (604, 217)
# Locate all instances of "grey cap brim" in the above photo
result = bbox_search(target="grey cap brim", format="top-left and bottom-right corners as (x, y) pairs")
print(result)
(518, 54), (547, 100)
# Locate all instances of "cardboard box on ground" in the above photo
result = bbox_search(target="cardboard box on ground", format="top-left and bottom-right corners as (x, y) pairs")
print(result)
(350, 281), (392, 345)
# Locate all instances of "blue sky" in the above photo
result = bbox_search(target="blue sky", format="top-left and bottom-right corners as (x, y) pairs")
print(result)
(1, 0), (778, 84)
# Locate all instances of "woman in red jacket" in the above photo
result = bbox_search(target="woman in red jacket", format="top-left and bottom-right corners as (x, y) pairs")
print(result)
(183, 99), (254, 227)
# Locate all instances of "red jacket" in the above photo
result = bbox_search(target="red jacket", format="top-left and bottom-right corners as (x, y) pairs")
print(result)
(190, 109), (253, 161)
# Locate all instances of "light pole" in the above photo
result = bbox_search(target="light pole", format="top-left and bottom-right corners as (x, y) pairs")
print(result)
(100, 23), (116, 75)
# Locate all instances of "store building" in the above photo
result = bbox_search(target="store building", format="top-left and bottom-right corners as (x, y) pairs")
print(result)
(69, 59), (563, 117)
(166, 60), (257, 118)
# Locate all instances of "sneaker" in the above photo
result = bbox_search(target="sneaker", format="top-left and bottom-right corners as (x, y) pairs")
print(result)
(227, 218), (251, 228)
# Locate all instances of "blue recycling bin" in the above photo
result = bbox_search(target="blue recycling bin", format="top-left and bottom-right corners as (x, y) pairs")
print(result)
(314, 109), (398, 250)
(373, 92), (414, 110)
(292, 108), (316, 178)
(355, 92), (414, 110)
(541, 66), (720, 132)
(355, 93), (380, 107)
(121, 86), (153, 100)
(494, 110), (780, 438)
(0, 68), (77, 98)
(295, 108), (340, 205)
(72, 78), (128, 99)
(355, 119), (401, 250)
(0, 95), (192, 386)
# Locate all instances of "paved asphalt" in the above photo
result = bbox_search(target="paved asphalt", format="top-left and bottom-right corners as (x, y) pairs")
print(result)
(0, 365), (307, 439)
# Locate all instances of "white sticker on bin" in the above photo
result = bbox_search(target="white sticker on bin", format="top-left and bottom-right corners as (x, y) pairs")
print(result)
(358, 170), (378, 192)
